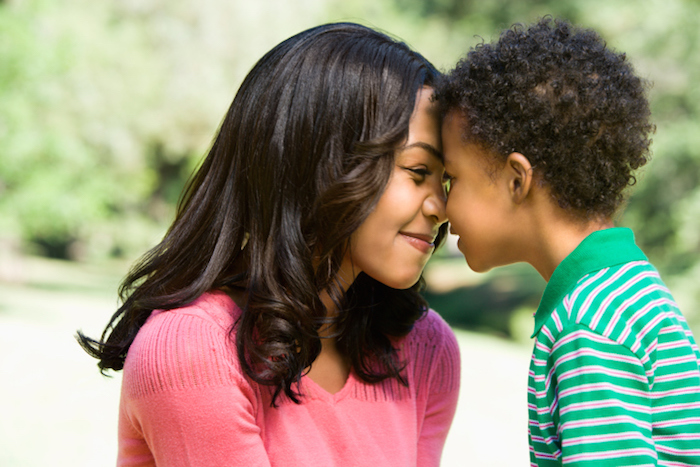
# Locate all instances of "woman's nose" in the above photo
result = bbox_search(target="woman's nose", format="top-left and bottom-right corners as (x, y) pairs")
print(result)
(423, 182), (447, 225)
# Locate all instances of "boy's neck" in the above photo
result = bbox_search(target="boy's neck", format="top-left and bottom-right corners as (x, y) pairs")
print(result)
(526, 205), (614, 282)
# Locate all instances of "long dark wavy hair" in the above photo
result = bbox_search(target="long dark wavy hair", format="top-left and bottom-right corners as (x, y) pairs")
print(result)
(77, 22), (447, 404)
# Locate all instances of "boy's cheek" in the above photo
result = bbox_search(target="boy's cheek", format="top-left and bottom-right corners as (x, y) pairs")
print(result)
(445, 205), (469, 239)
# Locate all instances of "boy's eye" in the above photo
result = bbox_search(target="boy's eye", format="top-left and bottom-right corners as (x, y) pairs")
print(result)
(442, 172), (453, 194)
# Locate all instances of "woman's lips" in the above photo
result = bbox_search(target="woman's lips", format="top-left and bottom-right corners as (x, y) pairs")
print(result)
(400, 232), (435, 254)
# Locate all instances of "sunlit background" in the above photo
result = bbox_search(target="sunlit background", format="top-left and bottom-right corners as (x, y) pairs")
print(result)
(1, 0), (699, 465)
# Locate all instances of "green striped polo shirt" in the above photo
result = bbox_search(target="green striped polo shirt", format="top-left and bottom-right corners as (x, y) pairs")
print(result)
(528, 227), (700, 466)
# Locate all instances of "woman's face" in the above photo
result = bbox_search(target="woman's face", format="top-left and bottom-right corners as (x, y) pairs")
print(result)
(341, 87), (448, 289)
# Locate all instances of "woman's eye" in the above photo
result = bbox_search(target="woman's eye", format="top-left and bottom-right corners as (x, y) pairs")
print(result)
(406, 167), (431, 180)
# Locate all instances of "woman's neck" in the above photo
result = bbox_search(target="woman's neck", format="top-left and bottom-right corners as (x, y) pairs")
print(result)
(306, 286), (352, 394)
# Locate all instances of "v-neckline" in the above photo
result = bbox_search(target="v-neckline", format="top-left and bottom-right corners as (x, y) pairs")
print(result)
(301, 368), (356, 404)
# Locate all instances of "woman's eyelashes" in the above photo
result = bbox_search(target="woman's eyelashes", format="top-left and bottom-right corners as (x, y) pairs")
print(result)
(402, 165), (451, 197)
(405, 166), (432, 181)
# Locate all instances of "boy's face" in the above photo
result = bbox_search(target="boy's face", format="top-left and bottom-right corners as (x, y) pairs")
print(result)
(442, 112), (517, 273)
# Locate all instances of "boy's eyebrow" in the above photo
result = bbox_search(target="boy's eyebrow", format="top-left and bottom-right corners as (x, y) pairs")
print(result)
(400, 142), (444, 163)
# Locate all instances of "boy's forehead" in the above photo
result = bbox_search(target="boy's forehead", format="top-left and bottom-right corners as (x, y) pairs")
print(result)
(440, 112), (463, 162)
(442, 109), (466, 129)
(441, 111), (476, 155)
(441, 111), (505, 174)
(441, 111), (466, 142)
(442, 110), (477, 148)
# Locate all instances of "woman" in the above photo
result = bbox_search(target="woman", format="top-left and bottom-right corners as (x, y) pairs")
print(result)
(78, 22), (460, 466)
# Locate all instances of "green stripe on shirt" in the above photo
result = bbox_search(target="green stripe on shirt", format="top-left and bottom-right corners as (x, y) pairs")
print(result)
(528, 228), (700, 466)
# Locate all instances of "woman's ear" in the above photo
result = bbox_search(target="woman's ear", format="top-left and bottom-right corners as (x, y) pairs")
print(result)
(505, 152), (534, 204)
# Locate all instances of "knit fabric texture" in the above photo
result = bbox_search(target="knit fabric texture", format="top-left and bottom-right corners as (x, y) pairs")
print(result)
(117, 290), (461, 466)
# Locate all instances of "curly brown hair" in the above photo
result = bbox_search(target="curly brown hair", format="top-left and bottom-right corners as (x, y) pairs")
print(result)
(435, 17), (655, 218)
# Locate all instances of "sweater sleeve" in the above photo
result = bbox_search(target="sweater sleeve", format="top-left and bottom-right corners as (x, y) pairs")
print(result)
(413, 310), (461, 467)
(551, 325), (654, 465)
(118, 307), (271, 467)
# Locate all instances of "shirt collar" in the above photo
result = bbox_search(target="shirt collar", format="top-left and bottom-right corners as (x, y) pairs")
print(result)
(531, 227), (648, 338)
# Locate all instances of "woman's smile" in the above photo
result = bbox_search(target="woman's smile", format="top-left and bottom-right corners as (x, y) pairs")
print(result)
(400, 231), (437, 254)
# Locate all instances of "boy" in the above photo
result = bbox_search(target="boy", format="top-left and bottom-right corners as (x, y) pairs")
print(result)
(435, 17), (700, 465)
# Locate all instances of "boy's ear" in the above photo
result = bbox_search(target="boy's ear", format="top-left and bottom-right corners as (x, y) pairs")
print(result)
(505, 152), (534, 204)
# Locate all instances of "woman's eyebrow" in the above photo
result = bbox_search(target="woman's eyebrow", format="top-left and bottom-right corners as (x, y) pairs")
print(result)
(400, 142), (444, 163)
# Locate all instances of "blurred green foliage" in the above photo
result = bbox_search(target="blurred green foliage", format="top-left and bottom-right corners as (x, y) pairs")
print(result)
(0, 0), (331, 259)
(1, 0), (699, 320)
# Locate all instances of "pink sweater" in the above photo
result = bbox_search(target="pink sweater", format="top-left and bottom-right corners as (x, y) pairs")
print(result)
(118, 291), (460, 466)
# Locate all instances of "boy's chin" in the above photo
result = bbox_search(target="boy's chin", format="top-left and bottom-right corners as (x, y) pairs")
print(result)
(457, 244), (493, 273)
(463, 256), (494, 274)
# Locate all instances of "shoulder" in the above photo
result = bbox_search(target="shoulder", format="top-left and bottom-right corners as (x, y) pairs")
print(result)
(560, 260), (681, 343)
(402, 310), (460, 393)
(123, 291), (248, 397)
(147, 289), (241, 330)
(535, 259), (688, 366)
(408, 309), (458, 348)
(541, 261), (673, 335)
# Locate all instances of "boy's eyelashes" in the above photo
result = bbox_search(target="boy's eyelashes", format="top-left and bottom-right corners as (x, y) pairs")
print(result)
(442, 172), (453, 194)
